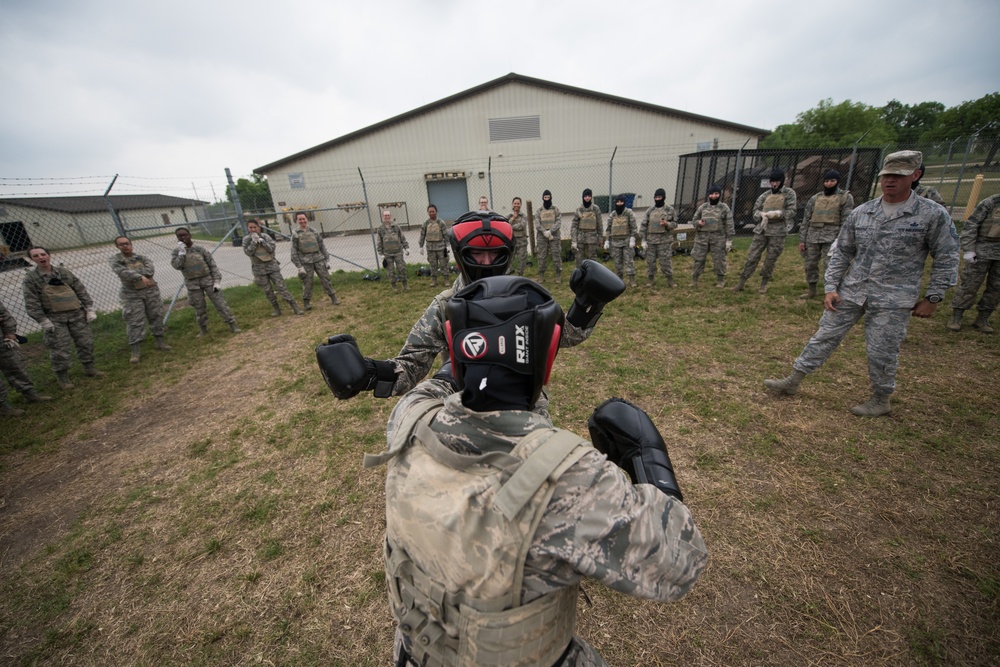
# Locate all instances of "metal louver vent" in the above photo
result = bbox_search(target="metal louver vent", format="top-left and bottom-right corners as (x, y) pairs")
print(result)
(488, 115), (540, 142)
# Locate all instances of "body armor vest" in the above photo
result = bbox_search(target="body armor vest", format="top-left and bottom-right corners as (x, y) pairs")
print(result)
(982, 207), (1000, 240)
(577, 208), (598, 232)
(647, 208), (669, 235)
(180, 251), (210, 280)
(297, 230), (320, 255)
(609, 212), (631, 238)
(810, 194), (842, 226)
(42, 280), (82, 313)
(699, 205), (722, 232)
(425, 220), (445, 243)
(538, 208), (557, 231)
(510, 214), (527, 238)
(382, 227), (403, 254)
(123, 257), (150, 289)
(253, 243), (274, 263)
(367, 399), (590, 667)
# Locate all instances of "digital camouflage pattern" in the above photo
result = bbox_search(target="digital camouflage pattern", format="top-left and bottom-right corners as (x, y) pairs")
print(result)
(641, 204), (678, 282)
(23, 266), (96, 373)
(420, 217), (451, 282)
(109, 251), (166, 346)
(170, 244), (235, 327)
(536, 205), (563, 281)
(571, 204), (604, 267)
(378, 381), (708, 667)
(800, 189), (855, 285)
(290, 227), (337, 302)
(915, 184), (946, 206)
(605, 208), (638, 279)
(377, 223), (409, 286)
(509, 212), (529, 276)
(0, 299), (38, 402)
(739, 186), (797, 283)
(791, 192), (959, 394)
(241, 234), (297, 307)
(691, 201), (733, 280)
(951, 193), (1000, 313)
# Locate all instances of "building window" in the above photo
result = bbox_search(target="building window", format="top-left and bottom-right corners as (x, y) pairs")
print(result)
(489, 115), (540, 142)
(162, 213), (170, 225)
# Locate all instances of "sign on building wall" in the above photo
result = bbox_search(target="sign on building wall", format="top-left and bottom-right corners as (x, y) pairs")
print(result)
(288, 173), (306, 189)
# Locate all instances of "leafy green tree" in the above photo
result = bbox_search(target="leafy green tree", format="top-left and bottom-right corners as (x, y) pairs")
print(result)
(227, 174), (275, 213)
(881, 100), (944, 146)
(760, 99), (896, 149)
(923, 93), (1000, 167)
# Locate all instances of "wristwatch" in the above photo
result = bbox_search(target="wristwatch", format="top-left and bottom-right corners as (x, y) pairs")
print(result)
(926, 294), (942, 303)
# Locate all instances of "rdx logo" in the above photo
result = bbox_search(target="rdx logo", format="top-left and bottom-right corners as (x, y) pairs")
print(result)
(461, 332), (488, 359)
(515, 325), (529, 363)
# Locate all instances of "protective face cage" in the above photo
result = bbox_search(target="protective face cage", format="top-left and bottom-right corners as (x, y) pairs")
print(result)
(445, 276), (564, 409)
(448, 211), (515, 283)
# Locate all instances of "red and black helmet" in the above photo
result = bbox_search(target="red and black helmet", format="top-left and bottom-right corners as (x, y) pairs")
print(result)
(448, 210), (515, 282)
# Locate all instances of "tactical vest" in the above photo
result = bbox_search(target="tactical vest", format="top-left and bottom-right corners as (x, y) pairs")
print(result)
(253, 242), (274, 263)
(180, 250), (210, 280)
(425, 220), (445, 243)
(297, 230), (320, 255)
(763, 192), (785, 215)
(365, 399), (590, 667)
(42, 279), (82, 313)
(510, 214), (527, 239)
(609, 212), (631, 238)
(538, 208), (557, 231)
(382, 227), (403, 254)
(647, 208), (669, 235)
(982, 207), (1000, 240)
(699, 205), (722, 232)
(577, 208), (598, 232)
(123, 256), (150, 289)
(810, 194), (843, 226)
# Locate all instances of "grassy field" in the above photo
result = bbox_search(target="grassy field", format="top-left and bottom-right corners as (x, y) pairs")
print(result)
(0, 239), (997, 666)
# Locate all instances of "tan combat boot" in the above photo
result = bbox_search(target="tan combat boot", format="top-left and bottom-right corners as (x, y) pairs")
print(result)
(155, 336), (172, 351)
(83, 365), (105, 377)
(715, 277), (726, 288)
(23, 390), (52, 402)
(799, 283), (817, 300)
(129, 344), (141, 365)
(763, 369), (806, 396)
(850, 394), (891, 417)
(56, 371), (74, 390)
(972, 310), (994, 334)
(731, 278), (746, 292)
(0, 401), (25, 417)
(758, 278), (770, 294)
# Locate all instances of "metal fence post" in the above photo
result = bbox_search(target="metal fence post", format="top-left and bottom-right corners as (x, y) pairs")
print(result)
(358, 167), (382, 277)
(937, 138), (957, 190)
(102, 174), (127, 238)
(608, 146), (618, 204)
(487, 156), (493, 208)
(845, 130), (871, 194)
(730, 140), (749, 214)
(950, 134), (976, 213)
(225, 168), (249, 240)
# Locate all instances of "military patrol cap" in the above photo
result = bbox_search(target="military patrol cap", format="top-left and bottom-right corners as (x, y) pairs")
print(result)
(879, 150), (922, 177)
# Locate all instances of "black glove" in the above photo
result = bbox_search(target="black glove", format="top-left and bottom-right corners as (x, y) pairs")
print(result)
(588, 397), (683, 500)
(566, 259), (626, 329)
(315, 334), (396, 399)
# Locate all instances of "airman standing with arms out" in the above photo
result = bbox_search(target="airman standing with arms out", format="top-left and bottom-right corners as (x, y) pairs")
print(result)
(641, 187), (678, 288)
(242, 219), (303, 316)
(170, 228), (240, 336)
(734, 169), (797, 294)
(798, 170), (854, 299)
(509, 197), (529, 276)
(536, 190), (562, 284)
(690, 185), (734, 288)
(605, 194), (639, 288)
(110, 236), (171, 364)
(0, 297), (51, 415)
(947, 193), (1000, 333)
(23, 246), (104, 389)
(571, 188), (604, 268)
(419, 205), (449, 288)
(290, 212), (340, 308)
(377, 209), (410, 291)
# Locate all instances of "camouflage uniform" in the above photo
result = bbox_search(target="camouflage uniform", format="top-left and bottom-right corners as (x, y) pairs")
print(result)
(23, 266), (96, 373)
(536, 205), (563, 282)
(691, 201), (734, 282)
(371, 379), (708, 667)
(791, 193), (959, 395)
(800, 188), (855, 286)
(737, 186), (797, 286)
(641, 203), (678, 285)
(169, 243), (236, 329)
(377, 222), (410, 288)
(951, 194), (1000, 319)
(291, 226), (337, 303)
(0, 299), (40, 403)
(605, 207), (638, 281)
(915, 184), (946, 207)
(241, 233), (298, 310)
(571, 204), (604, 267)
(388, 277), (591, 415)
(109, 251), (165, 345)
(419, 216), (450, 285)
(510, 211), (530, 276)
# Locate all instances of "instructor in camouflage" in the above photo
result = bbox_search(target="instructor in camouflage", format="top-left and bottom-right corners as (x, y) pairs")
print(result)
(170, 228), (240, 336)
(571, 188), (604, 267)
(23, 246), (105, 389)
(690, 185), (734, 288)
(947, 193), (1000, 333)
(604, 194), (638, 287)
(109, 236), (171, 364)
(764, 151), (960, 416)
(1, 297), (51, 416)
(798, 170), (854, 299)
(290, 212), (339, 308)
(734, 169), (797, 294)
(419, 205), (450, 287)
(242, 219), (305, 316)
(347, 276), (706, 667)
(641, 187), (678, 288)
(536, 190), (562, 283)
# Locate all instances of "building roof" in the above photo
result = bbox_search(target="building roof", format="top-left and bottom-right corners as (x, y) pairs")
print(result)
(254, 72), (770, 174)
(0, 194), (206, 214)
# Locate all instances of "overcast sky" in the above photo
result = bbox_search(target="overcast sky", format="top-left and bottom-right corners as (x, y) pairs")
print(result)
(2, 0), (997, 199)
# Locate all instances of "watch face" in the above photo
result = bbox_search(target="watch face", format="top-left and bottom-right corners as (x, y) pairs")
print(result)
(928, 296), (942, 303)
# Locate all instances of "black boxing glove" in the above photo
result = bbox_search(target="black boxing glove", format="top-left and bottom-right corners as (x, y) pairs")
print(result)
(566, 259), (626, 329)
(316, 334), (396, 399)
(588, 397), (683, 501)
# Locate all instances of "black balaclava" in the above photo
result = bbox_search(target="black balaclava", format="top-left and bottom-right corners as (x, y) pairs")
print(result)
(823, 169), (840, 196)
(707, 185), (722, 205)
(582, 188), (593, 208)
(614, 196), (626, 215)
(654, 188), (666, 208)
(542, 190), (553, 209)
(911, 164), (925, 190)
(769, 169), (785, 193)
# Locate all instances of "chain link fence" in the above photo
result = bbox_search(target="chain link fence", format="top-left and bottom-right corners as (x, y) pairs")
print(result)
(3, 134), (998, 333)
